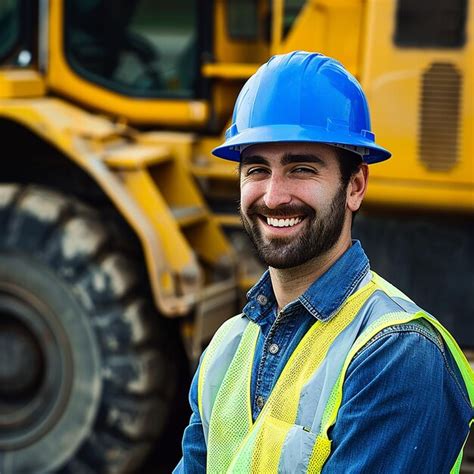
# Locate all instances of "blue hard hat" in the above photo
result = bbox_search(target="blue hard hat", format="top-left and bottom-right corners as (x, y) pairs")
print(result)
(212, 51), (391, 164)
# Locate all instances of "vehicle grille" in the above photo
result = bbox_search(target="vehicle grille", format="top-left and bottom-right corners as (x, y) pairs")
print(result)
(419, 62), (462, 171)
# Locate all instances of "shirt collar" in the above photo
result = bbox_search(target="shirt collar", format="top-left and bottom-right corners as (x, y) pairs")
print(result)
(243, 240), (369, 323)
(243, 270), (276, 323)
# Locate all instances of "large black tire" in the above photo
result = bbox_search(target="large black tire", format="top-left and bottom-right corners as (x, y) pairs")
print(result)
(0, 184), (183, 473)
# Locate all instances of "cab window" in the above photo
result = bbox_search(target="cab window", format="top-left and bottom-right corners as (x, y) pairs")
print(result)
(65, 0), (200, 98)
(283, 0), (305, 38)
(0, 0), (22, 64)
(227, 0), (259, 40)
(395, 0), (467, 48)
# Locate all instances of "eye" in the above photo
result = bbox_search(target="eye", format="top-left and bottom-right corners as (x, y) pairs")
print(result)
(292, 166), (317, 175)
(245, 166), (270, 176)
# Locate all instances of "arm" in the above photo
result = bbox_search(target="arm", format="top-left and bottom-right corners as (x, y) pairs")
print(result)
(173, 365), (207, 473)
(322, 327), (472, 474)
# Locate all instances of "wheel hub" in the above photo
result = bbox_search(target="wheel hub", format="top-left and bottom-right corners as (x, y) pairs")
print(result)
(0, 320), (44, 397)
(0, 285), (73, 450)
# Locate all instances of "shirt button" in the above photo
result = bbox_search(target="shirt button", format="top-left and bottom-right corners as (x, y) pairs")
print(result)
(269, 343), (279, 355)
(256, 395), (265, 409)
(257, 294), (268, 305)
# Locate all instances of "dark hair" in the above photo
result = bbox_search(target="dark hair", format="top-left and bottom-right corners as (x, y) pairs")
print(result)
(336, 148), (363, 224)
(336, 148), (363, 188)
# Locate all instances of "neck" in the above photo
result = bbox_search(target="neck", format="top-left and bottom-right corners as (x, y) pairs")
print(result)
(269, 235), (352, 311)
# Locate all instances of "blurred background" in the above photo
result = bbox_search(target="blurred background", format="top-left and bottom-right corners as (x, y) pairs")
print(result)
(0, 0), (472, 472)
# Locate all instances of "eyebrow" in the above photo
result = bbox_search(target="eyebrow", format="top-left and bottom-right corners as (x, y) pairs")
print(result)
(240, 155), (270, 167)
(281, 153), (327, 167)
(240, 153), (327, 168)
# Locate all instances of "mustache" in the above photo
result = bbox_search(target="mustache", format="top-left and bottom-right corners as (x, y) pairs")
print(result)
(242, 202), (316, 219)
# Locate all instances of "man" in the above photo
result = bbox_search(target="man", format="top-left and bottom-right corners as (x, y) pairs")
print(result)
(175, 51), (473, 473)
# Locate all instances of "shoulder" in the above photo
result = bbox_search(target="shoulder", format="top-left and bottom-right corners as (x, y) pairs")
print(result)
(348, 319), (472, 413)
(357, 318), (444, 356)
(350, 319), (443, 377)
(208, 313), (249, 347)
(199, 314), (251, 379)
(357, 271), (448, 364)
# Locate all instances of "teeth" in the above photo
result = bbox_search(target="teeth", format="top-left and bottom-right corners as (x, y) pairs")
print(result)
(266, 217), (302, 228)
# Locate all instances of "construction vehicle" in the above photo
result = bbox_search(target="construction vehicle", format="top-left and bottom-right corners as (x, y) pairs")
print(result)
(0, 0), (472, 472)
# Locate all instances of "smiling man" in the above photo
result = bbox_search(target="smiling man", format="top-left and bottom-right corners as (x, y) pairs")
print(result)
(239, 143), (359, 282)
(174, 51), (473, 473)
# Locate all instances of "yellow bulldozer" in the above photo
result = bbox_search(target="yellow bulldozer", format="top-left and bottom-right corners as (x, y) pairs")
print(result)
(0, 0), (472, 472)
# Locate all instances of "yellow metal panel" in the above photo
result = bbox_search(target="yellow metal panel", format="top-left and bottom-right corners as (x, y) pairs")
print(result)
(191, 161), (239, 180)
(0, 70), (46, 98)
(172, 206), (208, 227)
(151, 161), (206, 208)
(137, 131), (196, 146)
(195, 136), (226, 158)
(215, 214), (242, 227)
(208, 0), (270, 126)
(271, 0), (284, 55)
(132, 130), (234, 264)
(149, 164), (232, 264)
(279, 0), (363, 75)
(45, 1), (209, 127)
(366, 178), (474, 212)
(184, 217), (236, 267)
(360, 0), (474, 204)
(213, 0), (269, 64)
(202, 63), (260, 79)
(0, 97), (122, 145)
(103, 144), (172, 169)
(239, 276), (258, 292)
(118, 168), (198, 269)
(193, 136), (240, 180)
(211, 81), (245, 130)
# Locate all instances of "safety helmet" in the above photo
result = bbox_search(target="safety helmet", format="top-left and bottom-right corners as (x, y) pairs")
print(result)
(212, 51), (391, 164)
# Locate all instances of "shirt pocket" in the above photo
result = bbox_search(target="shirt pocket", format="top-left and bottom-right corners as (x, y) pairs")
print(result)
(277, 422), (318, 473)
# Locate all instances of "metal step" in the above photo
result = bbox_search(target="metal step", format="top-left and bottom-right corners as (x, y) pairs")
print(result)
(215, 213), (241, 227)
(170, 205), (208, 227)
(103, 144), (172, 169)
(191, 161), (239, 180)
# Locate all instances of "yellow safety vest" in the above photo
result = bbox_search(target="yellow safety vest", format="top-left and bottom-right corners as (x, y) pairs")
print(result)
(198, 273), (474, 473)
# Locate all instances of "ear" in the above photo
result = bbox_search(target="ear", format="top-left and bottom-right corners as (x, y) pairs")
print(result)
(347, 164), (368, 212)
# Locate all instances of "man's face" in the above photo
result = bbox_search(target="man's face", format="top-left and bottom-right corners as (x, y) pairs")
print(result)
(239, 142), (350, 269)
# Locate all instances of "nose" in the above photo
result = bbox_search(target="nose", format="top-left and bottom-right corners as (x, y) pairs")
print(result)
(263, 174), (292, 209)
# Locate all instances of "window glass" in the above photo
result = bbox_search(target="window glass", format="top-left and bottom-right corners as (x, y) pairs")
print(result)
(0, 0), (21, 63)
(283, 0), (305, 38)
(227, 0), (258, 40)
(65, 0), (199, 98)
(395, 0), (467, 48)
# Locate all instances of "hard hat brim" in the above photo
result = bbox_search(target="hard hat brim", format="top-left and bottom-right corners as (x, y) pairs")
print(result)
(212, 124), (391, 164)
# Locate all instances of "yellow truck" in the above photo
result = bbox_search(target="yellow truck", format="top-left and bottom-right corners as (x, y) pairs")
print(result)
(0, 0), (472, 472)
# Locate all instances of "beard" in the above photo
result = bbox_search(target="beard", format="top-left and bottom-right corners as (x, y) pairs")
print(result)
(240, 185), (347, 269)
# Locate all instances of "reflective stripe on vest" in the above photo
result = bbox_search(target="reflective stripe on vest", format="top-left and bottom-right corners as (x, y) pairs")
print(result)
(198, 272), (474, 473)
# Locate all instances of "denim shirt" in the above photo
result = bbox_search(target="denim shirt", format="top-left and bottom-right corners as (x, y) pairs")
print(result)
(174, 241), (472, 473)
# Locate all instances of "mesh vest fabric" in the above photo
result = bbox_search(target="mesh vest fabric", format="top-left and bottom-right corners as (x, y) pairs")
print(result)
(198, 315), (251, 444)
(198, 273), (474, 473)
